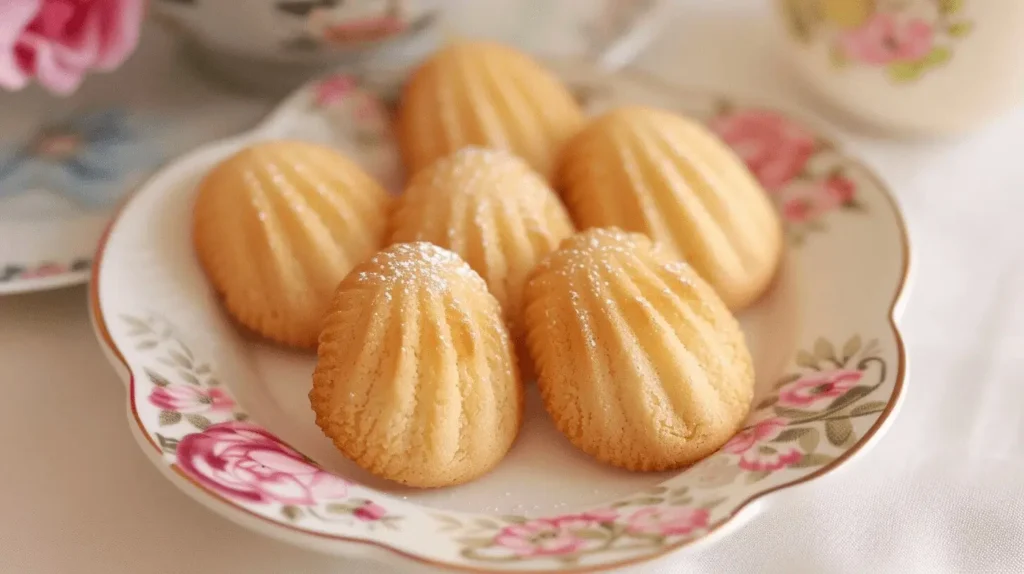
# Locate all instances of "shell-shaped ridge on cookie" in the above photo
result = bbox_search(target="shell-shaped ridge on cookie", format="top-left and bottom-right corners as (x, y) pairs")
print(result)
(311, 242), (523, 488)
(389, 147), (575, 340)
(556, 106), (783, 310)
(524, 228), (755, 472)
(396, 40), (585, 178)
(193, 139), (391, 348)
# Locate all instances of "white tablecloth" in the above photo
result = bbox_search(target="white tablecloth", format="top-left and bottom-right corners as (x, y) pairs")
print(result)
(3, 1), (1024, 572)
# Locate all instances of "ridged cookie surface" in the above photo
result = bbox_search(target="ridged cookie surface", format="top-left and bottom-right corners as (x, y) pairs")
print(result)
(389, 147), (574, 344)
(311, 242), (523, 488)
(396, 41), (584, 178)
(193, 140), (391, 348)
(556, 106), (783, 310)
(523, 228), (754, 471)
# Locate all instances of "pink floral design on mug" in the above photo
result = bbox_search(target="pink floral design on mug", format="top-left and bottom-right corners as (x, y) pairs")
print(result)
(778, 0), (974, 84)
(839, 13), (934, 65)
(176, 422), (349, 506)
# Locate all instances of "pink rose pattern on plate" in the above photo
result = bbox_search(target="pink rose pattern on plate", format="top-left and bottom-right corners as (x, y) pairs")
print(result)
(709, 109), (817, 192)
(710, 107), (863, 243)
(353, 501), (388, 522)
(176, 422), (349, 506)
(781, 0), (973, 83)
(421, 332), (887, 564)
(463, 505), (713, 562)
(310, 74), (391, 148)
(493, 516), (605, 557)
(313, 74), (358, 107)
(722, 417), (803, 472)
(122, 316), (891, 563)
(123, 314), (400, 526)
(626, 507), (710, 537)
(778, 369), (864, 408)
(149, 384), (234, 414)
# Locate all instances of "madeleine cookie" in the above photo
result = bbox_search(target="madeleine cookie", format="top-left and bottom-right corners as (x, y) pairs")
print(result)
(311, 242), (523, 488)
(193, 140), (391, 349)
(389, 147), (574, 348)
(556, 106), (783, 310)
(396, 40), (584, 178)
(524, 228), (755, 472)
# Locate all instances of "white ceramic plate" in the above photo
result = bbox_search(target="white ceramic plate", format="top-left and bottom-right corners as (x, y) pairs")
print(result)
(0, 26), (272, 296)
(90, 60), (910, 573)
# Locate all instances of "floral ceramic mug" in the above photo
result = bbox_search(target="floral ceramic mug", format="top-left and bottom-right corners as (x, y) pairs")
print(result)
(774, 0), (1024, 134)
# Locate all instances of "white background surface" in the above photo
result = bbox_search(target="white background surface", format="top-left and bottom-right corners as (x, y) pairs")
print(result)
(3, 0), (1024, 572)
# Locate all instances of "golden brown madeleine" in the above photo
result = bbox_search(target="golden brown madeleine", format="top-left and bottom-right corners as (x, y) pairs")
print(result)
(193, 140), (391, 349)
(556, 106), (783, 310)
(395, 40), (585, 178)
(524, 228), (755, 472)
(389, 147), (574, 347)
(311, 242), (523, 488)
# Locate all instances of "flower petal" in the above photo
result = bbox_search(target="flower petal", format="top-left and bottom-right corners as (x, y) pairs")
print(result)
(247, 449), (319, 475)
(94, 0), (144, 70)
(255, 474), (315, 506)
(17, 33), (86, 95)
(308, 472), (348, 499)
(0, 0), (41, 90)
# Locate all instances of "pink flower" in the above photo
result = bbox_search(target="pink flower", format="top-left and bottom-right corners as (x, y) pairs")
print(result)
(823, 175), (856, 205)
(723, 417), (802, 471)
(149, 384), (235, 414)
(353, 501), (387, 521)
(840, 14), (934, 65)
(778, 369), (863, 408)
(778, 175), (857, 222)
(626, 507), (710, 537)
(493, 511), (615, 557)
(0, 0), (144, 95)
(782, 197), (813, 222)
(494, 520), (586, 557)
(710, 110), (817, 191)
(737, 445), (802, 472)
(724, 418), (787, 454)
(314, 74), (357, 107)
(176, 422), (348, 506)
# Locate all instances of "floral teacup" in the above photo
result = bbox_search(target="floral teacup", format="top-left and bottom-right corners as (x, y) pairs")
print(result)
(150, 0), (442, 94)
(151, 0), (670, 96)
(774, 0), (1024, 134)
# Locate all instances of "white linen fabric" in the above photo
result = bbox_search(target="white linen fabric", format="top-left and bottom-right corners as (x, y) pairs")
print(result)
(3, 2), (1024, 573)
